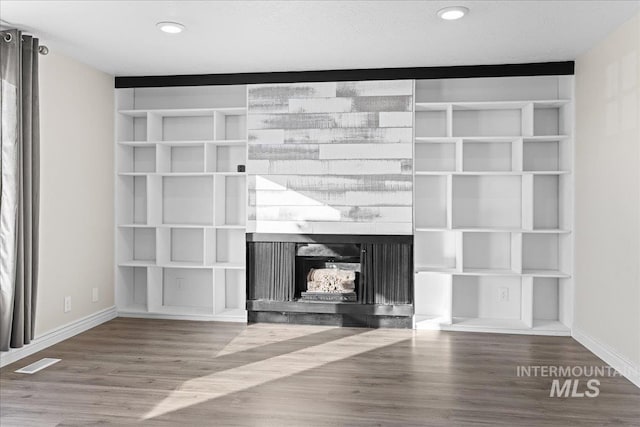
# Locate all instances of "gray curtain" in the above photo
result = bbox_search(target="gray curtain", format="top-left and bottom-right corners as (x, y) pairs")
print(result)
(0, 29), (40, 351)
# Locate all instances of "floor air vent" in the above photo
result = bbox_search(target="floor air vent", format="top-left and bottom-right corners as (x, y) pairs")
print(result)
(15, 358), (61, 374)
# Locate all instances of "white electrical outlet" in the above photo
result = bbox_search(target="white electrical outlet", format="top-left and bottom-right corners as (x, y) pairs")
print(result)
(64, 296), (71, 313)
(92, 288), (99, 303)
(498, 287), (509, 302)
(176, 278), (184, 289)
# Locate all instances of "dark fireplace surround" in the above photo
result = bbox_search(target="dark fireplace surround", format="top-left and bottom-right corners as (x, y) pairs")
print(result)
(246, 234), (414, 328)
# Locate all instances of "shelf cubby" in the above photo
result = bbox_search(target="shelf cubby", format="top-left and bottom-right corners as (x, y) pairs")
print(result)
(206, 143), (246, 173)
(153, 113), (215, 141)
(532, 277), (560, 325)
(414, 231), (458, 271)
(214, 175), (246, 226)
(452, 275), (522, 322)
(214, 269), (246, 316)
(156, 143), (206, 173)
(462, 232), (518, 273)
(215, 111), (247, 141)
(159, 267), (213, 315)
(204, 228), (217, 266)
(462, 138), (516, 172)
(414, 273), (452, 327)
(124, 85), (248, 110)
(415, 142), (456, 172)
(415, 76), (565, 103)
(157, 227), (204, 266)
(452, 106), (522, 137)
(117, 145), (156, 173)
(523, 139), (562, 171)
(162, 176), (214, 225)
(452, 175), (521, 228)
(117, 266), (148, 312)
(117, 112), (147, 142)
(414, 175), (449, 228)
(522, 233), (561, 274)
(118, 227), (156, 265)
(533, 102), (568, 136)
(117, 175), (148, 225)
(146, 175), (163, 226)
(215, 229), (245, 265)
(533, 175), (559, 229)
(415, 107), (449, 138)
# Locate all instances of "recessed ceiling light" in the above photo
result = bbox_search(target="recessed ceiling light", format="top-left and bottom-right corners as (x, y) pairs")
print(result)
(156, 21), (185, 34)
(437, 6), (469, 21)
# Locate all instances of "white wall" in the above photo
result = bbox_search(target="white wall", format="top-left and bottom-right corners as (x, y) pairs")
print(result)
(574, 13), (640, 374)
(36, 51), (114, 336)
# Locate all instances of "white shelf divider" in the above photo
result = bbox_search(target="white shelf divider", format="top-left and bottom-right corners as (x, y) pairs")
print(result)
(521, 276), (534, 328)
(446, 104), (453, 137)
(446, 175), (454, 229)
(147, 175), (162, 226)
(521, 174), (534, 231)
(455, 139), (463, 171)
(511, 232), (523, 273)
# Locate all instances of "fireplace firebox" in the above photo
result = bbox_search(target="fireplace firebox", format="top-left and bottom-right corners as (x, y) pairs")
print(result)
(296, 243), (360, 302)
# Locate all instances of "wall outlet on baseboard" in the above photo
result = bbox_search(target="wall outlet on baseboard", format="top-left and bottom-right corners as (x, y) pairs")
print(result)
(92, 288), (99, 303)
(64, 296), (72, 313)
(498, 287), (509, 302)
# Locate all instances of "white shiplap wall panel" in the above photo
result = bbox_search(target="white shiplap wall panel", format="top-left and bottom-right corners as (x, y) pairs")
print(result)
(249, 174), (412, 191)
(248, 129), (286, 144)
(248, 206), (412, 222)
(250, 128), (413, 144)
(318, 143), (412, 159)
(247, 80), (413, 234)
(249, 190), (412, 207)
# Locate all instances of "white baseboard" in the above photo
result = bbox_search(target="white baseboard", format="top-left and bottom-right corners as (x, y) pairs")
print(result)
(572, 328), (640, 389)
(0, 306), (117, 368)
(118, 310), (247, 323)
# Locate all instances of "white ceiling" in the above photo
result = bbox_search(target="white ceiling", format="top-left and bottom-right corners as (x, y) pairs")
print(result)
(1, 0), (638, 77)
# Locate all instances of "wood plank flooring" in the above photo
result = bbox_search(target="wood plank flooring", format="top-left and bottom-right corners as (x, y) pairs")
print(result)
(1, 318), (639, 426)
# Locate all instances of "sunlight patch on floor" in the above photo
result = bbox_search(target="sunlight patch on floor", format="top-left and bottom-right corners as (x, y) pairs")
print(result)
(144, 328), (412, 420)
(215, 323), (336, 358)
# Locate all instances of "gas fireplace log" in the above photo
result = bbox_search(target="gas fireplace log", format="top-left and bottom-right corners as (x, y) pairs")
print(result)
(307, 280), (356, 293)
(307, 268), (356, 293)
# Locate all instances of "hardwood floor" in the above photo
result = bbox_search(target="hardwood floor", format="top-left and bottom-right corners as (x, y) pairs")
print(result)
(1, 318), (639, 426)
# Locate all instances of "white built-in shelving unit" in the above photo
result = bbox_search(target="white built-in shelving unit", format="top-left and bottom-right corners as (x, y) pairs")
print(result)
(114, 76), (574, 334)
(115, 85), (248, 321)
(412, 76), (574, 335)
